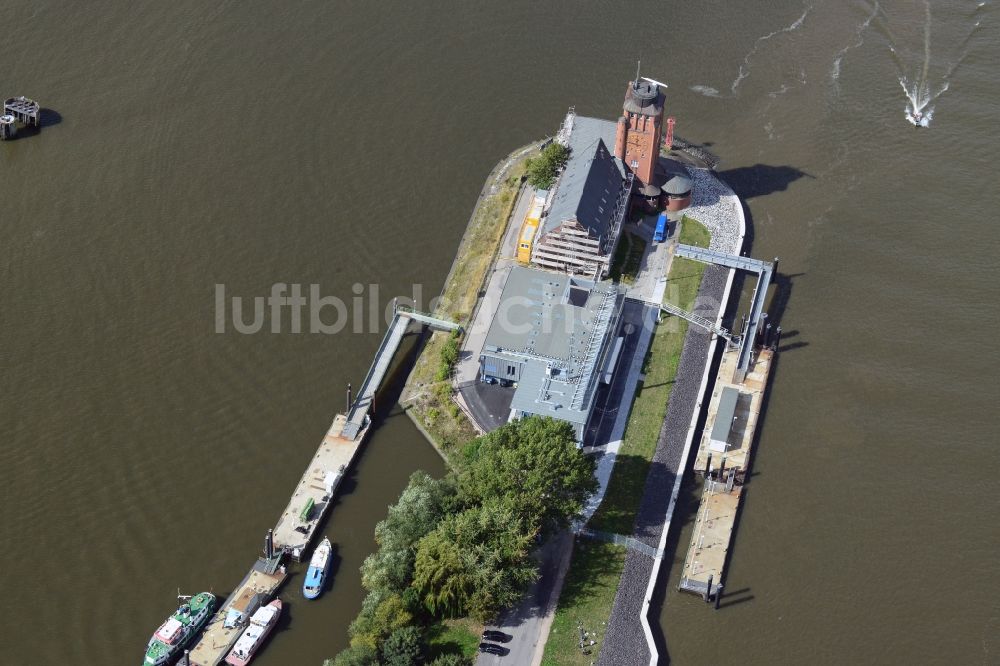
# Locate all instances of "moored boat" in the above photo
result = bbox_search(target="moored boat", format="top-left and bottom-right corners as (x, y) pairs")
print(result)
(143, 592), (216, 665)
(302, 537), (332, 599)
(224, 599), (283, 666)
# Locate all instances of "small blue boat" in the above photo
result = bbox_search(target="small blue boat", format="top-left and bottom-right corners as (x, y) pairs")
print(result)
(303, 537), (332, 600)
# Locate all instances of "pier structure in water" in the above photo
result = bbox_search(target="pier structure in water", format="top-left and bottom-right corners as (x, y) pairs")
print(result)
(1, 96), (40, 140)
(186, 305), (460, 665)
(658, 244), (779, 604)
(678, 345), (775, 602)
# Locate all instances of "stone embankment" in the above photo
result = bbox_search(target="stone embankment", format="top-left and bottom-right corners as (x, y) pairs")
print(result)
(597, 166), (745, 666)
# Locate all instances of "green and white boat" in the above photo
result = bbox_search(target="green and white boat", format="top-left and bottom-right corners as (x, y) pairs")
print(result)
(143, 592), (216, 665)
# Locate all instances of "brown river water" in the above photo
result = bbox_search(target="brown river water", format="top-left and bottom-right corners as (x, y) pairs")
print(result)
(2, 1), (997, 664)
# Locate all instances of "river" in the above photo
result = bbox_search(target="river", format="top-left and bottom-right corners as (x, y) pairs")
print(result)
(2, 1), (997, 663)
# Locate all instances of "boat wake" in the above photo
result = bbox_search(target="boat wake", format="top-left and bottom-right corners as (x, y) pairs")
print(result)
(892, 0), (988, 127)
(731, 4), (812, 95)
(831, 1), (880, 84)
(689, 85), (721, 98)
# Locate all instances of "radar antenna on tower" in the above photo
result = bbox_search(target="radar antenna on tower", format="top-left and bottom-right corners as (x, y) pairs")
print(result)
(641, 76), (669, 90)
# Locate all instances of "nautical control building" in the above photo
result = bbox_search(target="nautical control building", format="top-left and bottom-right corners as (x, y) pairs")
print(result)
(479, 265), (625, 440)
(530, 115), (633, 278)
(527, 75), (692, 278)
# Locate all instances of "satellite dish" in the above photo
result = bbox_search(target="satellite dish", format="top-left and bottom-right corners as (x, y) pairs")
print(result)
(641, 76), (668, 89)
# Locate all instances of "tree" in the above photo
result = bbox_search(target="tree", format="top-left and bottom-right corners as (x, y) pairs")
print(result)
(525, 143), (570, 189)
(361, 472), (456, 595)
(381, 626), (427, 666)
(411, 526), (474, 617)
(412, 499), (538, 621)
(458, 416), (597, 534)
(349, 591), (414, 651)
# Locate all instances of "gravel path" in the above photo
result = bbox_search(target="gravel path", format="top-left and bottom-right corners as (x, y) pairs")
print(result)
(597, 265), (728, 666)
(596, 166), (744, 665)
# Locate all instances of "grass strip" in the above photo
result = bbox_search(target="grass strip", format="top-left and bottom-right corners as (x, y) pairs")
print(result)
(541, 215), (710, 663)
(404, 149), (536, 457)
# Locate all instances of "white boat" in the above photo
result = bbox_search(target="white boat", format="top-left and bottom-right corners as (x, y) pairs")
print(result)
(302, 537), (332, 599)
(224, 599), (282, 666)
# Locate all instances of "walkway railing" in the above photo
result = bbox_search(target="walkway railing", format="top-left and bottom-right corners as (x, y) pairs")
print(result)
(577, 526), (662, 559)
(658, 300), (736, 345)
(342, 306), (462, 440)
(673, 244), (774, 383)
(396, 304), (463, 332)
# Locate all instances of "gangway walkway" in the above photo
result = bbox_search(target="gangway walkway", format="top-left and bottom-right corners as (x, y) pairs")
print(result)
(674, 244), (774, 383)
(658, 300), (735, 345)
(342, 306), (461, 439)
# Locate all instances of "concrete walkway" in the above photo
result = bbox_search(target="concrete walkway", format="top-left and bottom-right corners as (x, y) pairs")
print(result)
(625, 213), (677, 305)
(453, 183), (535, 390)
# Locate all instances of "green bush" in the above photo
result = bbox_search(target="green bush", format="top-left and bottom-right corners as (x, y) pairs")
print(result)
(436, 330), (462, 381)
(381, 626), (427, 666)
(526, 143), (570, 189)
(330, 644), (377, 666)
(433, 380), (452, 400)
(429, 655), (471, 666)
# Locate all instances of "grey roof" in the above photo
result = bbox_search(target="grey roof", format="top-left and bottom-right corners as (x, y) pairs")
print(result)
(623, 81), (664, 117)
(512, 362), (589, 426)
(640, 182), (661, 197)
(542, 116), (626, 239)
(663, 173), (693, 195)
(483, 265), (622, 427)
(711, 387), (740, 444)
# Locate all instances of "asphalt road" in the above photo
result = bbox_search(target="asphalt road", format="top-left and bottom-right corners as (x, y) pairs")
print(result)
(584, 299), (652, 449)
(475, 531), (574, 666)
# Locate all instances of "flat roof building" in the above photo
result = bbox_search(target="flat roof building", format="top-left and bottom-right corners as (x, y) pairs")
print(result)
(479, 265), (625, 440)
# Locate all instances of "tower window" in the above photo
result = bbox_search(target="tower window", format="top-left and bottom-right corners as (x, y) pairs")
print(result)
(630, 160), (639, 168)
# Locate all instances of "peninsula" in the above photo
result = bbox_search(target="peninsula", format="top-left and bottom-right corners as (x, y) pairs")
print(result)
(149, 71), (779, 666)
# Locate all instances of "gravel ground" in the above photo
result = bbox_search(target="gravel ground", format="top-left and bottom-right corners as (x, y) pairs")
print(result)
(598, 265), (728, 666)
(685, 167), (744, 255)
(596, 166), (744, 666)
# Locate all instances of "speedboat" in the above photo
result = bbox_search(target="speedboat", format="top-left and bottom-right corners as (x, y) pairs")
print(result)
(302, 537), (332, 600)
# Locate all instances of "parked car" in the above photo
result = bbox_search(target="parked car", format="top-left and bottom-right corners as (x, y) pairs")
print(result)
(479, 642), (509, 656)
(482, 630), (512, 643)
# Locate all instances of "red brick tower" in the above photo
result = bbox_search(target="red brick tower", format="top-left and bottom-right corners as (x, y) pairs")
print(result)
(613, 77), (665, 188)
